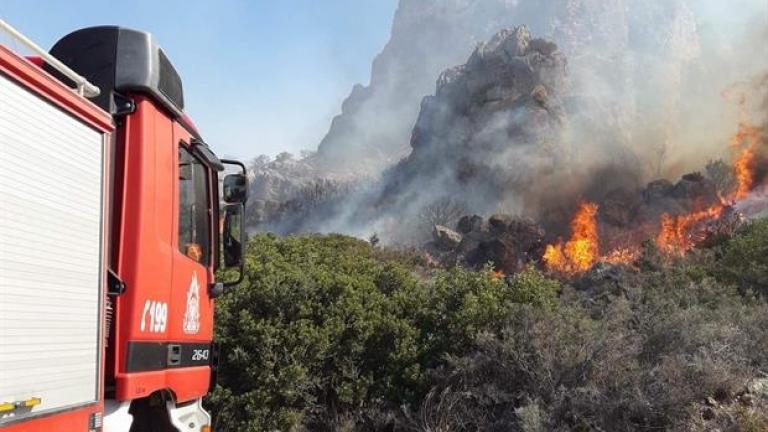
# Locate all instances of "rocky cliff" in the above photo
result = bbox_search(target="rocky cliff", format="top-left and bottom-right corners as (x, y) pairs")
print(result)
(377, 26), (568, 220)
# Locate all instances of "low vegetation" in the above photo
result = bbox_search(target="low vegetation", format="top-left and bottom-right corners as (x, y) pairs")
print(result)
(209, 219), (768, 431)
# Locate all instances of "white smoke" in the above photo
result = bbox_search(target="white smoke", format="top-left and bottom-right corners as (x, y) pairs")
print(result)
(251, 0), (768, 242)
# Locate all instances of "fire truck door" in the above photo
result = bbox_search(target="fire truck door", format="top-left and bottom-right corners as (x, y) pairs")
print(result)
(167, 127), (215, 397)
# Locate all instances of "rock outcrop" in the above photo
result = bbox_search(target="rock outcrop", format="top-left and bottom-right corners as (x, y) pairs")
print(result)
(427, 213), (546, 274)
(426, 169), (747, 274)
(377, 26), (568, 222)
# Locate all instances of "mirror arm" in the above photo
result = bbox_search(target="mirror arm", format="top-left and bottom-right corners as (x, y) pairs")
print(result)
(222, 271), (244, 290)
(221, 159), (249, 204)
(221, 159), (247, 176)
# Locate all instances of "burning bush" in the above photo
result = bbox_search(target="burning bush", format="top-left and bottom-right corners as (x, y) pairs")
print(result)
(542, 201), (600, 275)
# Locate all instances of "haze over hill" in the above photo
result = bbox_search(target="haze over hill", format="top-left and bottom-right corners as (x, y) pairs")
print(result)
(248, 0), (768, 241)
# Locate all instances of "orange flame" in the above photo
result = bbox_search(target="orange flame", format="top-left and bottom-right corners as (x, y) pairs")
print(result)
(600, 247), (640, 265)
(490, 270), (505, 281)
(727, 91), (762, 199)
(542, 90), (764, 273)
(657, 205), (725, 255)
(543, 201), (599, 275)
(655, 93), (762, 257)
(734, 147), (756, 199)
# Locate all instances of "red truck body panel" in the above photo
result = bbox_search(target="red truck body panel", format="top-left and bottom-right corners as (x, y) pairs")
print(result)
(0, 44), (112, 431)
(2, 405), (101, 432)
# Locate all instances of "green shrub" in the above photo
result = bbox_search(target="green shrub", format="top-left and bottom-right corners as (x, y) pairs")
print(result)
(507, 266), (561, 309)
(208, 222), (768, 431)
(208, 234), (560, 431)
(713, 218), (768, 297)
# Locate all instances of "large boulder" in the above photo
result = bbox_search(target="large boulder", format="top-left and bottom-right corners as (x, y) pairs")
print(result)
(462, 215), (546, 273)
(433, 225), (463, 250)
(671, 172), (720, 208)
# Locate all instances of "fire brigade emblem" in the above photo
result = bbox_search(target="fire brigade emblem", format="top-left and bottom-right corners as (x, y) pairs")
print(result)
(183, 272), (201, 334)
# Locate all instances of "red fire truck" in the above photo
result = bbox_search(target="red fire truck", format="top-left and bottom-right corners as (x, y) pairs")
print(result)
(0, 21), (247, 431)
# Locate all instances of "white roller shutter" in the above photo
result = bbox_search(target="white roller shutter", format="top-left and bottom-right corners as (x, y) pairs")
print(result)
(0, 72), (105, 423)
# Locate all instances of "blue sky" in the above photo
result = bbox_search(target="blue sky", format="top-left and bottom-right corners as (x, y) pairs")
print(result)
(0, 1), (398, 159)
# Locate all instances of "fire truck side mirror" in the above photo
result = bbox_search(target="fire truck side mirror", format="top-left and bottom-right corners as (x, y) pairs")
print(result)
(219, 160), (248, 290)
(223, 173), (247, 204)
(221, 159), (248, 205)
(221, 203), (246, 288)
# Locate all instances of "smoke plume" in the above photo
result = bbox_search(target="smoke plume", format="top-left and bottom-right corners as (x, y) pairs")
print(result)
(249, 0), (768, 243)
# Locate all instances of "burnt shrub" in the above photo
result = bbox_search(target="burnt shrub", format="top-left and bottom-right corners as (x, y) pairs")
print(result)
(705, 159), (738, 197)
(411, 250), (768, 431)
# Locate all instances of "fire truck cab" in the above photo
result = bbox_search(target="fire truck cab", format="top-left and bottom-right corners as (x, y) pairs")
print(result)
(0, 23), (247, 431)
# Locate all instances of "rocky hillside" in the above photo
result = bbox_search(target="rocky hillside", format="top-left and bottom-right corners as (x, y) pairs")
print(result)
(377, 26), (569, 224)
(315, 0), (706, 174)
(427, 169), (744, 275)
(245, 153), (366, 233)
(315, 0), (526, 172)
(249, 0), (766, 236)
